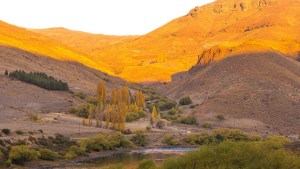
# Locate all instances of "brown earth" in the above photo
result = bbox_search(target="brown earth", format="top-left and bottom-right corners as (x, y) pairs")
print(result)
(156, 52), (300, 135)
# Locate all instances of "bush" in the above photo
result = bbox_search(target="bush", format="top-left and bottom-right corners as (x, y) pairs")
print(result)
(156, 100), (176, 111)
(39, 148), (59, 161)
(68, 106), (78, 114)
(179, 96), (192, 105)
(216, 114), (225, 121)
(64, 145), (87, 159)
(4, 70), (8, 76)
(131, 130), (148, 147)
(87, 96), (99, 105)
(79, 133), (131, 153)
(184, 133), (216, 145)
(168, 108), (176, 115)
(178, 115), (198, 125)
(9, 146), (40, 165)
(15, 130), (23, 135)
(162, 114), (178, 121)
(74, 92), (85, 99)
(32, 114), (41, 121)
(213, 128), (261, 143)
(163, 134), (180, 145)
(146, 126), (152, 131)
(190, 104), (197, 109)
(161, 141), (300, 169)
(202, 122), (212, 129)
(137, 159), (156, 169)
(68, 104), (89, 118)
(156, 120), (165, 129)
(126, 111), (146, 122)
(1, 129), (10, 135)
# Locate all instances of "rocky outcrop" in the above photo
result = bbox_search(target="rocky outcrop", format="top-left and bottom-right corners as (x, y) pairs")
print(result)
(187, 0), (286, 17)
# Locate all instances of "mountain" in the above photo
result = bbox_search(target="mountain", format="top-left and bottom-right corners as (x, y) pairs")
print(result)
(0, 46), (133, 115)
(156, 52), (300, 134)
(0, 21), (113, 74)
(35, 0), (299, 82)
(32, 28), (138, 54)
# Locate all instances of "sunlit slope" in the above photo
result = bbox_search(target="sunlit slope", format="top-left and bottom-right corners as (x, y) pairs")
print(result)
(0, 21), (113, 74)
(32, 28), (138, 53)
(90, 0), (300, 82)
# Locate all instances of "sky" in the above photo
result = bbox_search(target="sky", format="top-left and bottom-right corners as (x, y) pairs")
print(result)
(0, 0), (214, 35)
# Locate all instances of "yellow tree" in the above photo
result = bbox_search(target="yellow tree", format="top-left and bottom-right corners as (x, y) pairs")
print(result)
(111, 88), (117, 105)
(105, 104), (112, 129)
(96, 105), (103, 128)
(96, 81), (106, 108)
(88, 105), (94, 126)
(151, 106), (157, 125)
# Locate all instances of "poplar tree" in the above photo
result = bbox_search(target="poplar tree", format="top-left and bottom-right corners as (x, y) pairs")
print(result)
(88, 105), (94, 126)
(97, 81), (106, 108)
(151, 106), (157, 125)
(105, 104), (112, 129)
(111, 88), (117, 104)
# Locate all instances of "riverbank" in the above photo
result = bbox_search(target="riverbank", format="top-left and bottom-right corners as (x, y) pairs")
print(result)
(30, 147), (198, 169)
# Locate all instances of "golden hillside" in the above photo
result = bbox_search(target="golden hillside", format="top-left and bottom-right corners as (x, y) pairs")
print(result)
(0, 21), (113, 74)
(2, 0), (300, 82)
(67, 0), (300, 82)
(32, 28), (138, 53)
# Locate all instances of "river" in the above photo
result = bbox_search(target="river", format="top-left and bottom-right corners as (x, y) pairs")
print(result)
(53, 147), (197, 169)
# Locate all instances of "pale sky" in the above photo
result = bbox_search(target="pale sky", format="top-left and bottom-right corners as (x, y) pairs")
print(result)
(0, 0), (214, 35)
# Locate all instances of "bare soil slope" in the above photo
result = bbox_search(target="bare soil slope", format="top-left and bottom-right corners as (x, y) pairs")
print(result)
(0, 46), (130, 94)
(157, 52), (300, 134)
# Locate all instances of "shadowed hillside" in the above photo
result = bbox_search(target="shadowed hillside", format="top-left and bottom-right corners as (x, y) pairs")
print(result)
(71, 0), (300, 82)
(0, 46), (131, 94)
(157, 52), (300, 134)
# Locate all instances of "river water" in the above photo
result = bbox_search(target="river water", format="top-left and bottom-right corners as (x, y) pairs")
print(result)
(55, 148), (196, 169)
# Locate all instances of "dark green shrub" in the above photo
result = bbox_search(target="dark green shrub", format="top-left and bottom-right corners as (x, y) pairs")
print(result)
(162, 114), (178, 121)
(190, 104), (196, 109)
(39, 148), (59, 161)
(179, 96), (192, 105)
(202, 122), (212, 129)
(163, 134), (180, 145)
(1, 129), (10, 135)
(9, 146), (40, 165)
(178, 115), (198, 125)
(168, 108), (176, 115)
(87, 96), (99, 105)
(15, 130), (23, 135)
(131, 130), (148, 147)
(137, 159), (156, 169)
(157, 100), (176, 111)
(184, 133), (216, 145)
(126, 111), (146, 122)
(216, 114), (225, 121)
(213, 128), (261, 143)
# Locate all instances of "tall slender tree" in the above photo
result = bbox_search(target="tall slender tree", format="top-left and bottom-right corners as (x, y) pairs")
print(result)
(96, 81), (106, 108)
(151, 106), (157, 125)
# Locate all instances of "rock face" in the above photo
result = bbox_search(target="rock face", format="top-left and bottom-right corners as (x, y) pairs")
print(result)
(188, 0), (286, 16)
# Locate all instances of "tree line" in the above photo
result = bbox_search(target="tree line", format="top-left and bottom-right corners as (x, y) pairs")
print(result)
(82, 81), (148, 131)
(7, 70), (68, 91)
